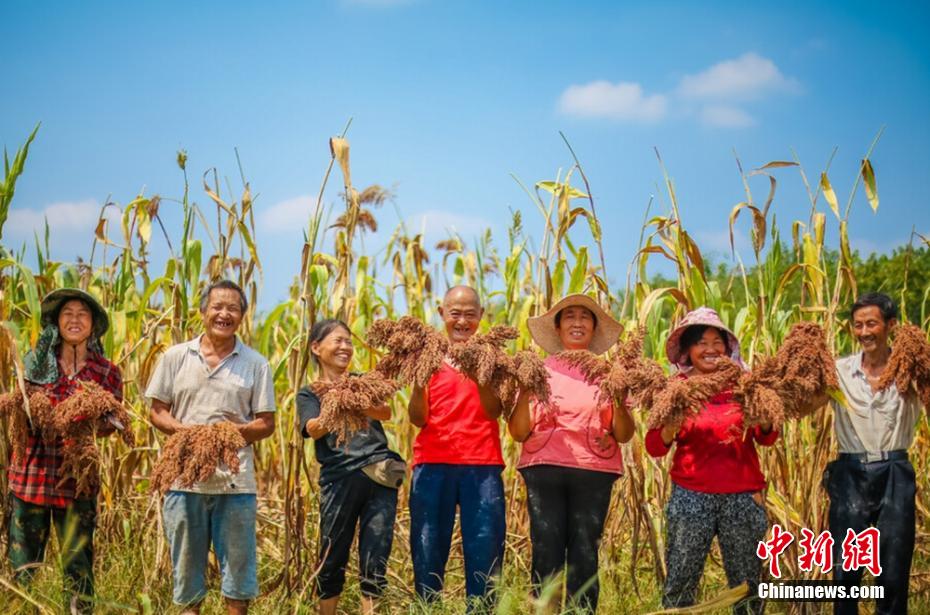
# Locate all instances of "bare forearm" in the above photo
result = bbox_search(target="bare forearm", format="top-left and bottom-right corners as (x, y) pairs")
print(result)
(150, 403), (184, 436)
(611, 402), (635, 444)
(407, 385), (428, 427)
(508, 391), (532, 442)
(477, 383), (503, 420)
(239, 414), (275, 444)
(365, 404), (392, 421)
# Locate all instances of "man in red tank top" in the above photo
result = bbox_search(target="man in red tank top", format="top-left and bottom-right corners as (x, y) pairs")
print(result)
(407, 286), (506, 611)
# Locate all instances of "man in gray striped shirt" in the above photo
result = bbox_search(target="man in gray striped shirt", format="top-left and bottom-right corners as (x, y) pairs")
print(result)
(146, 280), (276, 615)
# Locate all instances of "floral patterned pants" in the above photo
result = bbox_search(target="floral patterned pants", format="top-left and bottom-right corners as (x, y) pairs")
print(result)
(663, 484), (768, 614)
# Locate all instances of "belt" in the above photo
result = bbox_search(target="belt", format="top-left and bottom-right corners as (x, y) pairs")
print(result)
(838, 450), (908, 464)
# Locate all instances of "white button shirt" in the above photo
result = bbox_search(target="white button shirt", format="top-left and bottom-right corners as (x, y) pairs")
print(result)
(831, 353), (922, 458)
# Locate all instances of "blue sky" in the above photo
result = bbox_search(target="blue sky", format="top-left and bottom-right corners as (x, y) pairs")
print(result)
(2, 0), (928, 308)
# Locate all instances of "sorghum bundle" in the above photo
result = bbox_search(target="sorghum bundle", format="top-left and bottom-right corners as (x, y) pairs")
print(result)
(553, 328), (666, 408)
(311, 372), (397, 446)
(367, 316), (449, 387)
(151, 422), (246, 493)
(877, 323), (930, 407)
(53, 381), (135, 446)
(605, 327), (667, 408)
(52, 381), (136, 496)
(735, 322), (838, 428)
(646, 358), (742, 429)
(512, 350), (552, 406)
(554, 350), (611, 383)
(0, 385), (55, 461)
(736, 356), (786, 430)
(448, 326), (534, 414)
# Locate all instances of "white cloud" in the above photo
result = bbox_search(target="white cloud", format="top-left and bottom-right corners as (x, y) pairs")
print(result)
(5, 199), (104, 239)
(700, 104), (756, 128)
(558, 80), (667, 122)
(259, 195), (316, 233)
(678, 52), (799, 101)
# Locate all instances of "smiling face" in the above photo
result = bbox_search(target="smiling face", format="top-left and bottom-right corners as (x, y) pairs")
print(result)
(202, 287), (244, 342)
(58, 299), (94, 346)
(438, 287), (483, 344)
(685, 327), (728, 375)
(311, 325), (354, 373)
(556, 306), (596, 351)
(852, 305), (894, 354)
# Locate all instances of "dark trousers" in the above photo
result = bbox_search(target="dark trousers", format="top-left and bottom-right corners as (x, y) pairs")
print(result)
(409, 464), (506, 608)
(520, 465), (617, 613)
(317, 470), (398, 599)
(7, 493), (97, 611)
(824, 453), (915, 615)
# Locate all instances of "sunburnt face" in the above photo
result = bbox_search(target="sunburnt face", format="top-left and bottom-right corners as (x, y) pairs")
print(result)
(202, 288), (244, 341)
(311, 326), (354, 372)
(58, 299), (94, 346)
(851, 305), (894, 354)
(439, 290), (483, 343)
(686, 327), (728, 375)
(556, 306), (596, 351)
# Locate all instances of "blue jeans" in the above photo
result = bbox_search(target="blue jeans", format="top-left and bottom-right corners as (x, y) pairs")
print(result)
(409, 464), (506, 606)
(162, 492), (258, 605)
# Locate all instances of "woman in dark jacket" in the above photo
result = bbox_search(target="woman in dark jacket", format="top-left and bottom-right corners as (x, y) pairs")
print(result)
(296, 319), (404, 615)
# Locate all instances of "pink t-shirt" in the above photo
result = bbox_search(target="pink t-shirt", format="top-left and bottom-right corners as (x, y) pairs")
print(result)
(517, 356), (623, 474)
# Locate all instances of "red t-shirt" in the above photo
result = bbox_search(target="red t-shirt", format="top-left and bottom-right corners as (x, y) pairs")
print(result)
(412, 361), (504, 467)
(645, 385), (777, 493)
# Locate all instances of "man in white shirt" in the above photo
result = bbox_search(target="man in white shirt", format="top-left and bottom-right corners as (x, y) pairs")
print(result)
(813, 293), (920, 615)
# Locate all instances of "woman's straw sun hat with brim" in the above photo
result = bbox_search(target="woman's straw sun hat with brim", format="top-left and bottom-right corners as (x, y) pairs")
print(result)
(527, 293), (623, 355)
(40, 288), (110, 339)
(665, 306), (742, 367)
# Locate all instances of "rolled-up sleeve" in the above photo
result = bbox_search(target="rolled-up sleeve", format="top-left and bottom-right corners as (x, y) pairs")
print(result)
(296, 388), (321, 438)
(645, 427), (673, 457)
(144, 348), (176, 404)
(753, 426), (779, 447)
(252, 360), (277, 414)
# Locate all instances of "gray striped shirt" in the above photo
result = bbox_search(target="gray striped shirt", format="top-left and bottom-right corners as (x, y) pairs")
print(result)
(145, 336), (276, 494)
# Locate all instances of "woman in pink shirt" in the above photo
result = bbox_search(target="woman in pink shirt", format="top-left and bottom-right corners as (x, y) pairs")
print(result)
(645, 307), (776, 614)
(508, 294), (634, 613)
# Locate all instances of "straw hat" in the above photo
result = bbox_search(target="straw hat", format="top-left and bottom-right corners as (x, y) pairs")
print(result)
(665, 306), (742, 366)
(527, 294), (622, 355)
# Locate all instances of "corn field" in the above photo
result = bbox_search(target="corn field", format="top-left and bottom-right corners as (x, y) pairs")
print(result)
(0, 124), (928, 614)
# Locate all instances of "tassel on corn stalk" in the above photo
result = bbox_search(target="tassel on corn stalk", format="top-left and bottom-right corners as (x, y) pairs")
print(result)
(151, 422), (246, 493)
(877, 323), (930, 407)
(647, 358), (742, 430)
(311, 372), (397, 446)
(367, 316), (448, 387)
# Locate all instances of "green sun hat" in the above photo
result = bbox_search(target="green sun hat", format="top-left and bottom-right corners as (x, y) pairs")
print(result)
(40, 288), (109, 340)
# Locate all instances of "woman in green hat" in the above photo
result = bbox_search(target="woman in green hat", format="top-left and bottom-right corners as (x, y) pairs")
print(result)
(6, 288), (124, 613)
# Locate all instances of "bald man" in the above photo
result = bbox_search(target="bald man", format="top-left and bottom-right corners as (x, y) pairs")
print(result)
(407, 286), (506, 609)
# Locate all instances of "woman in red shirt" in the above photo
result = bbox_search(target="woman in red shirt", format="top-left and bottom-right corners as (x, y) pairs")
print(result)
(645, 307), (776, 614)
